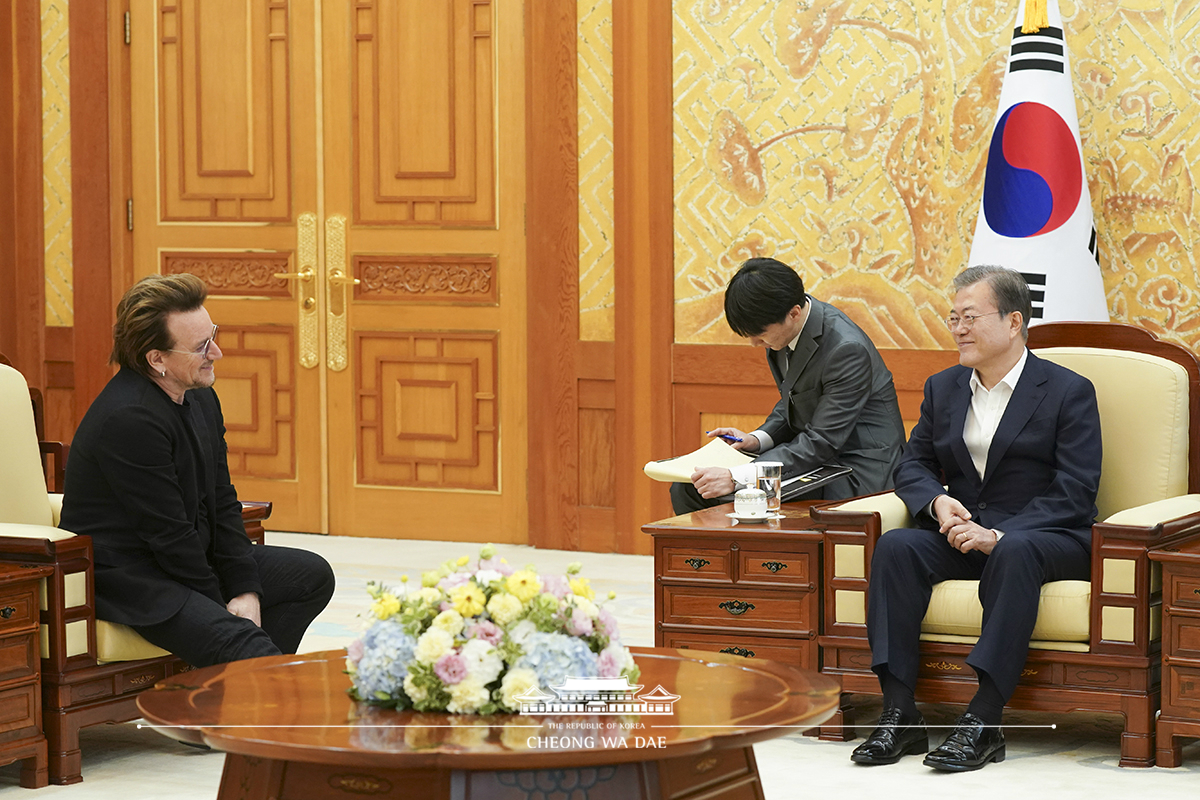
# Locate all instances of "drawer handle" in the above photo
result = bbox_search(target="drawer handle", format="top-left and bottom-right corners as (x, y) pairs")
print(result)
(0, 606), (14, 619)
(684, 558), (710, 570)
(761, 561), (788, 573)
(1194, 588), (1200, 596)
(718, 600), (755, 616)
(720, 646), (755, 658)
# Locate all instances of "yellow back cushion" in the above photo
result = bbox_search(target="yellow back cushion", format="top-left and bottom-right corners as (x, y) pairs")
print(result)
(1036, 347), (1189, 521)
(0, 365), (53, 526)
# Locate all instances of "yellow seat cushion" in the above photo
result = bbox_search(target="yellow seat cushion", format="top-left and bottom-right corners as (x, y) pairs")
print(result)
(922, 579), (1091, 642)
(96, 621), (171, 663)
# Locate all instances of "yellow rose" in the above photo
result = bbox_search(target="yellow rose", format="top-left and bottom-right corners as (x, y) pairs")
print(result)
(506, 570), (543, 602)
(451, 583), (486, 618)
(569, 577), (595, 601)
(456, 555), (471, 567)
(487, 593), (524, 627)
(371, 592), (401, 620)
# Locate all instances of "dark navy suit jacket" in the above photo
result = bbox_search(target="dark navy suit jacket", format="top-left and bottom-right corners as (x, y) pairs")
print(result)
(893, 350), (1101, 548)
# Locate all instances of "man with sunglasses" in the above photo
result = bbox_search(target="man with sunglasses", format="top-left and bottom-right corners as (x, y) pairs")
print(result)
(60, 274), (335, 668)
(851, 265), (1101, 771)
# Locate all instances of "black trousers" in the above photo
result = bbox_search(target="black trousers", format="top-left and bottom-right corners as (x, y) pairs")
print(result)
(131, 544), (335, 668)
(866, 527), (1090, 701)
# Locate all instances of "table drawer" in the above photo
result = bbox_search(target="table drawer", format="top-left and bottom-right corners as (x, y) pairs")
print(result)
(0, 633), (37, 684)
(1163, 663), (1200, 716)
(738, 549), (815, 588)
(0, 583), (38, 637)
(658, 746), (753, 800)
(1166, 571), (1200, 611)
(1167, 612), (1200, 661)
(0, 680), (38, 739)
(661, 586), (813, 630)
(661, 631), (815, 670)
(660, 546), (733, 582)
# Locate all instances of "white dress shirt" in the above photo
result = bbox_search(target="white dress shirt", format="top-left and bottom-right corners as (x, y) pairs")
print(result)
(933, 347), (1029, 539)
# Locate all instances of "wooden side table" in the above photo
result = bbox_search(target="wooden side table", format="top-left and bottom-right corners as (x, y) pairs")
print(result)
(1149, 538), (1200, 767)
(0, 563), (52, 787)
(643, 503), (822, 671)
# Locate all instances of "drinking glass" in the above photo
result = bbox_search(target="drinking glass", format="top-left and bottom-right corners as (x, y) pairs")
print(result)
(756, 462), (783, 511)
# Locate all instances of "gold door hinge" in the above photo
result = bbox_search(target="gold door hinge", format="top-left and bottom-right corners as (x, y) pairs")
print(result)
(124, 11), (131, 45)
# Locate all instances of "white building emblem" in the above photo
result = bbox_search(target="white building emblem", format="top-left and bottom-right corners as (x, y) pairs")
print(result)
(514, 677), (680, 715)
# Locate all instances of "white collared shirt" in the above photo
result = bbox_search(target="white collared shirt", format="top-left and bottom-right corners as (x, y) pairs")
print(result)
(964, 347), (1028, 480)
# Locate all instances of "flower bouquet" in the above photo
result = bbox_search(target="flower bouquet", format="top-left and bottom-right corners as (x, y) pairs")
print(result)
(346, 546), (640, 715)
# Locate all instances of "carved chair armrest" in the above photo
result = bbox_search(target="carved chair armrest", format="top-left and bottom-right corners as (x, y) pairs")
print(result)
(39, 439), (68, 493)
(1088, 494), (1200, 655)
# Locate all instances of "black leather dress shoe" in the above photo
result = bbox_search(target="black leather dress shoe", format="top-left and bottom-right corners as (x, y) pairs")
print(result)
(850, 707), (928, 765)
(923, 712), (1005, 771)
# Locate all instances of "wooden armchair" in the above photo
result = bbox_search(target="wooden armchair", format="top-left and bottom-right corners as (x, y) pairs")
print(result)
(811, 322), (1200, 768)
(0, 362), (271, 784)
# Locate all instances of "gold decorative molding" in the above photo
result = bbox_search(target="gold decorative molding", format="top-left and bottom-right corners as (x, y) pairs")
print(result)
(924, 661), (963, 672)
(355, 256), (498, 304)
(162, 252), (292, 296)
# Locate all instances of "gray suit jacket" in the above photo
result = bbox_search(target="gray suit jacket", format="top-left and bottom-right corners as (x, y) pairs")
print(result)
(755, 298), (905, 500)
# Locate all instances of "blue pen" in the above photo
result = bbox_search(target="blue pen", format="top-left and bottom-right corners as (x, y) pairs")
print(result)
(706, 431), (743, 443)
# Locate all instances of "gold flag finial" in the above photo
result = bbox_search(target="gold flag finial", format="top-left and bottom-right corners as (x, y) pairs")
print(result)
(1022, 0), (1049, 33)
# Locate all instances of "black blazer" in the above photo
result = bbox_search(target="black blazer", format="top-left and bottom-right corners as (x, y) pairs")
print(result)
(60, 368), (261, 626)
(894, 351), (1101, 547)
(756, 298), (905, 498)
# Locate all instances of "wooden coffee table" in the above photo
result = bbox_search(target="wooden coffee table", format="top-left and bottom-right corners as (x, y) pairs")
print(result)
(137, 647), (838, 800)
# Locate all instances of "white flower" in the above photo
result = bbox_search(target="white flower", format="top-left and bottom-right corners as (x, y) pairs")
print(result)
(460, 638), (503, 684)
(499, 667), (539, 711)
(415, 628), (454, 664)
(447, 677), (490, 714)
(432, 609), (465, 637)
(487, 593), (524, 627)
(474, 569), (503, 585)
(403, 673), (428, 702)
(507, 619), (537, 646)
(566, 596), (599, 619)
(412, 587), (443, 605)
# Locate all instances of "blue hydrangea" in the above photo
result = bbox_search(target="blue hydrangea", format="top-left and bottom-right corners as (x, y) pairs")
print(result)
(513, 631), (598, 688)
(353, 619), (418, 701)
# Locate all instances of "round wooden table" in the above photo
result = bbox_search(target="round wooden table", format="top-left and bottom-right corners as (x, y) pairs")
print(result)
(137, 647), (839, 800)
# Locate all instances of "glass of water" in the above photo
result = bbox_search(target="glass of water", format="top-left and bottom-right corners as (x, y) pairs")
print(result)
(756, 461), (783, 512)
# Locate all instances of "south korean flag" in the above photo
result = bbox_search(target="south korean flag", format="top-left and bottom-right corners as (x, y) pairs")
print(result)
(967, 0), (1108, 323)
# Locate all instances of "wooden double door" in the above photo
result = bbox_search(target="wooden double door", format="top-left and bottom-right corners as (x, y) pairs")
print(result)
(127, 0), (527, 539)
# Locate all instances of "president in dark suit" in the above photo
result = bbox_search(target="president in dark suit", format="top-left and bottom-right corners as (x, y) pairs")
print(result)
(671, 258), (905, 513)
(60, 274), (335, 668)
(851, 265), (1101, 772)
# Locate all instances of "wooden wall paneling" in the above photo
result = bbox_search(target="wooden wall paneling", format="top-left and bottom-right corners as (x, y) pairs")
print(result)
(70, 0), (121, 430)
(673, 384), (780, 459)
(0, 1), (44, 386)
(614, 0), (673, 555)
(525, 0), (581, 550)
(43, 326), (74, 443)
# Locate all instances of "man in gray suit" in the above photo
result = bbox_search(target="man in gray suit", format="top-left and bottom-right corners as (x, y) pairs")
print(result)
(671, 258), (905, 514)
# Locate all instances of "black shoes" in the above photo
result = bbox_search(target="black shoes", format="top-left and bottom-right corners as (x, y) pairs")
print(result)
(850, 707), (928, 765)
(923, 712), (1006, 771)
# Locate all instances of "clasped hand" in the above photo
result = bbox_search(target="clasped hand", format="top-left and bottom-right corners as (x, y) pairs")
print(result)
(932, 494), (997, 555)
(690, 429), (762, 499)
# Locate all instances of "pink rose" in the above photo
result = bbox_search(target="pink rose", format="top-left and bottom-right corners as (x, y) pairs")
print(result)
(542, 574), (571, 599)
(434, 652), (469, 685)
(478, 557), (514, 576)
(347, 638), (364, 665)
(438, 572), (471, 591)
(597, 646), (622, 678)
(597, 608), (619, 639)
(466, 620), (503, 646)
(565, 607), (594, 637)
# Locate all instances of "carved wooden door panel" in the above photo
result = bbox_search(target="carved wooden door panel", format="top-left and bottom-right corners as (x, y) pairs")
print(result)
(128, 0), (528, 540)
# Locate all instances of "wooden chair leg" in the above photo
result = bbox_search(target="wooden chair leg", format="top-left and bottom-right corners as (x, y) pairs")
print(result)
(44, 709), (83, 785)
(818, 693), (856, 742)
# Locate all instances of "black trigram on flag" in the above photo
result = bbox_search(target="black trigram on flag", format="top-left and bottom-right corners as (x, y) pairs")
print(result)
(1021, 272), (1047, 320)
(1010, 26), (1065, 73)
(1088, 226), (1100, 265)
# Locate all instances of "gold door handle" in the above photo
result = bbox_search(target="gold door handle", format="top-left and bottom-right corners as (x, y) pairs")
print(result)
(328, 272), (360, 287)
(273, 267), (315, 282)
